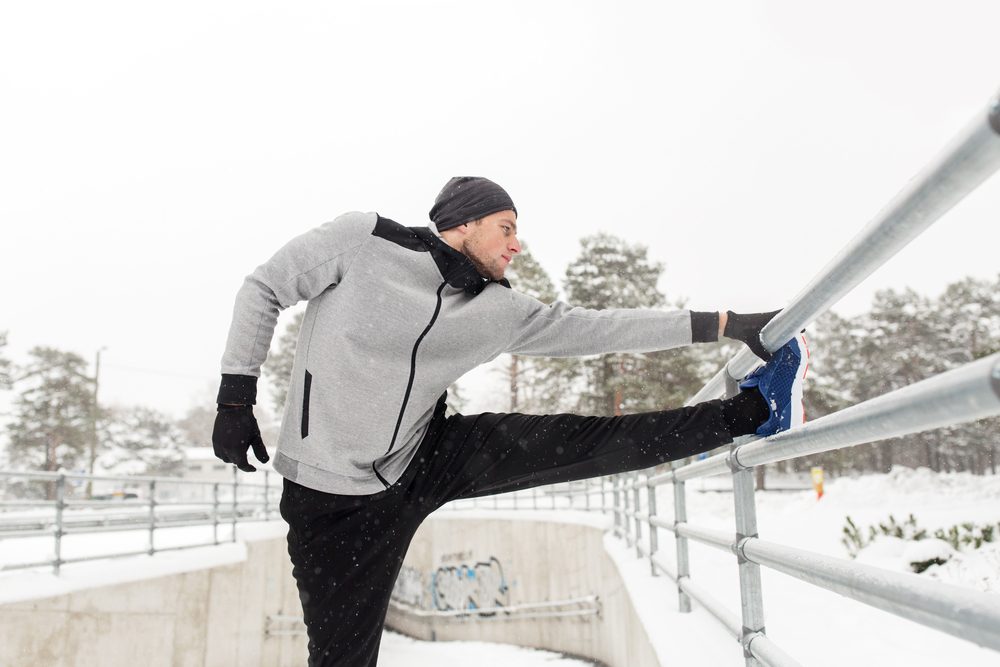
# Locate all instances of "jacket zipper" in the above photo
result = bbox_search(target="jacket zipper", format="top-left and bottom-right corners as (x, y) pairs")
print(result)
(373, 280), (447, 486)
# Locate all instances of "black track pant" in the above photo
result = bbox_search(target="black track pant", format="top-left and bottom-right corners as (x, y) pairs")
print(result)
(279, 397), (736, 666)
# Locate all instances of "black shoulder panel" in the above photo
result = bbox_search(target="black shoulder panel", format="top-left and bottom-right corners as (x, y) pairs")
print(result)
(372, 215), (429, 252)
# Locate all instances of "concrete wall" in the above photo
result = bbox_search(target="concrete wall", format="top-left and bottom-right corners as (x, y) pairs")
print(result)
(0, 533), (307, 667)
(1, 513), (660, 667)
(386, 512), (661, 667)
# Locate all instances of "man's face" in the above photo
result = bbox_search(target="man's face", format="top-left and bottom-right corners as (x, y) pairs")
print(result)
(460, 210), (521, 281)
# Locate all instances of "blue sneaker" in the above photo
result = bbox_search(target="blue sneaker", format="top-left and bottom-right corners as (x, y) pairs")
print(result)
(739, 333), (809, 437)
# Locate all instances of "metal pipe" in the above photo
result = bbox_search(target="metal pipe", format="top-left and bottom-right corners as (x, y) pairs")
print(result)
(678, 576), (742, 640)
(650, 552), (678, 581)
(623, 474), (634, 548)
(689, 90), (1000, 405)
(263, 470), (270, 519)
(676, 523), (736, 552)
(147, 480), (156, 556)
(612, 474), (622, 537)
(672, 451), (731, 483)
(53, 474), (65, 575)
(746, 633), (804, 667)
(732, 443), (765, 667)
(647, 482), (659, 577)
(736, 353), (1000, 470)
(231, 468), (238, 543)
(212, 483), (219, 545)
(673, 471), (691, 613)
(742, 537), (1000, 652)
(633, 472), (643, 557)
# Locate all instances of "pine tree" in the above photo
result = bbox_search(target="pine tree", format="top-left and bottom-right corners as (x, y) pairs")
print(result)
(98, 405), (187, 476)
(933, 275), (1000, 474)
(0, 331), (12, 391)
(6, 347), (95, 483)
(263, 309), (305, 415)
(176, 403), (217, 449)
(560, 233), (703, 416)
(800, 275), (1000, 474)
(503, 241), (561, 413)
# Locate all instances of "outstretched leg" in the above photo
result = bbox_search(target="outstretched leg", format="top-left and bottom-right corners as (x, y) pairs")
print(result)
(423, 391), (767, 505)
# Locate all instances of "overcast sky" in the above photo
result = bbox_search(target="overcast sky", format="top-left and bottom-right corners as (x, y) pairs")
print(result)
(3, 0), (999, 425)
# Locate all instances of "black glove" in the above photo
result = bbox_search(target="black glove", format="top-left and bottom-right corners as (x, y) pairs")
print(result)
(723, 310), (780, 361)
(212, 405), (269, 473)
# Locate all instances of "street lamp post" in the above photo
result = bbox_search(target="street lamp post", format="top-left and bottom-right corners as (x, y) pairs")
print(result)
(86, 346), (107, 498)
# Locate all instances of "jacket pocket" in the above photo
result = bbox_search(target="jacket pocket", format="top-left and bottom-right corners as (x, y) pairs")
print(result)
(301, 370), (312, 439)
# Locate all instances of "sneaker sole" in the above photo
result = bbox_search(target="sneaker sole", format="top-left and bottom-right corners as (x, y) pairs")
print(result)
(788, 332), (810, 429)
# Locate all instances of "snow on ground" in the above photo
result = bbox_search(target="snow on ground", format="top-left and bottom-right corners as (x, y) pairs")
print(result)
(379, 630), (596, 666)
(0, 521), (287, 605)
(1, 467), (998, 665)
(624, 467), (1000, 666)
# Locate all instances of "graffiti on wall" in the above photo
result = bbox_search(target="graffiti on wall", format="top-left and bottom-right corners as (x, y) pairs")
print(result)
(393, 565), (426, 608)
(391, 555), (513, 616)
(431, 556), (510, 614)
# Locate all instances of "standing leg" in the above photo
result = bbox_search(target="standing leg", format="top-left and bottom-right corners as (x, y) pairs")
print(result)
(280, 477), (430, 666)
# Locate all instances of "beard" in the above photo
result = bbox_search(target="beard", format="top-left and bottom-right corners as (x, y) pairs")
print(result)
(462, 240), (506, 281)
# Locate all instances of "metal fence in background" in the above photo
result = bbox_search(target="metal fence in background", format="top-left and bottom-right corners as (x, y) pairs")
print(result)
(447, 88), (1000, 666)
(0, 468), (283, 574)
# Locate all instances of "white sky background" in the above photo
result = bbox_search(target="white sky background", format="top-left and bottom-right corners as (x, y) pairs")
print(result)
(2, 0), (1000, 426)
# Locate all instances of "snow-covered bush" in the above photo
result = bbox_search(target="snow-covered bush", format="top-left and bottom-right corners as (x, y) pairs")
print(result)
(841, 513), (999, 574)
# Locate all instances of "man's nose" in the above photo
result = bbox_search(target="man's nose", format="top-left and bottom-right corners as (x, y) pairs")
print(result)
(509, 236), (521, 254)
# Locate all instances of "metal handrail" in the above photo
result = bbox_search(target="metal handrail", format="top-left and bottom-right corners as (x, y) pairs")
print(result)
(389, 594), (601, 621)
(689, 91), (1000, 406)
(0, 467), (283, 574)
(444, 87), (1000, 667)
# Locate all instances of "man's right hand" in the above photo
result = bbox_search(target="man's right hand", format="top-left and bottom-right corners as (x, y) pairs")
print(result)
(212, 405), (270, 473)
(723, 310), (781, 361)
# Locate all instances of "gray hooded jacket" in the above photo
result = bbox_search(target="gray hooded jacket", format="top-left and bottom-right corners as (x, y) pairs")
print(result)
(219, 212), (714, 495)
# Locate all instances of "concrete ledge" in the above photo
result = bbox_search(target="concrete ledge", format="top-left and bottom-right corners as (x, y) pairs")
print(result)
(386, 510), (661, 667)
(0, 523), (306, 667)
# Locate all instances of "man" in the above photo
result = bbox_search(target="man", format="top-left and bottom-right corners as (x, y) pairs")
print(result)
(213, 176), (808, 666)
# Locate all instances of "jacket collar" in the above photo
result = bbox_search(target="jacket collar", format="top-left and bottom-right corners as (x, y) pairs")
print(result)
(410, 226), (511, 295)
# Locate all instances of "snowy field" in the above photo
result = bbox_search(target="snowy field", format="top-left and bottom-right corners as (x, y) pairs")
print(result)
(617, 467), (1000, 666)
(380, 631), (595, 666)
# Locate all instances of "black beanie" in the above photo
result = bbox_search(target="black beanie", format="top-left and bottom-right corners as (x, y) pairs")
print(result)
(429, 177), (517, 232)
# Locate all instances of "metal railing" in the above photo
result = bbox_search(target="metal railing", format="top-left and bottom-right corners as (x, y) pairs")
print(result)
(446, 88), (1000, 666)
(0, 467), (283, 574)
(389, 594), (602, 622)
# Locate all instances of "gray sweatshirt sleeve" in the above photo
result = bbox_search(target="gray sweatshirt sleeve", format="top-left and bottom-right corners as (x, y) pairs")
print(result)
(219, 211), (375, 377)
(504, 289), (695, 357)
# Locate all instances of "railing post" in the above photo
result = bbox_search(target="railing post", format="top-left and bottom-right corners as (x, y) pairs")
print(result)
(584, 478), (591, 512)
(611, 475), (621, 538)
(726, 370), (766, 667)
(673, 469), (691, 613)
(633, 472), (643, 558)
(532, 485), (538, 509)
(263, 470), (270, 519)
(212, 482), (220, 545)
(647, 481), (659, 577)
(148, 480), (156, 556)
(231, 467), (238, 543)
(53, 473), (66, 575)
(601, 476), (607, 514)
(733, 461), (765, 667)
(623, 475), (634, 548)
